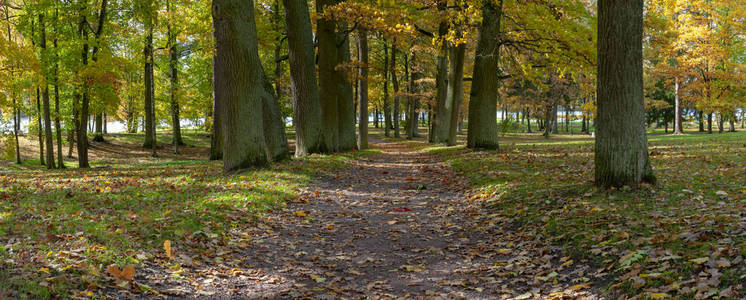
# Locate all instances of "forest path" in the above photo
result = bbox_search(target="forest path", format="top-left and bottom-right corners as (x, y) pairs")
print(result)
(222, 140), (601, 299)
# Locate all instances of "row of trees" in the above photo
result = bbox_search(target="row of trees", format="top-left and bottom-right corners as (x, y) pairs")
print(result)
(1, 0), (214, 169)
(2, 0), (744, 187)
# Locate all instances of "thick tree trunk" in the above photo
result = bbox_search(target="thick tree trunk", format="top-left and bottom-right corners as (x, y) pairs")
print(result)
(717, 113), (723, 133)
(261, 75), (291, 161)
(391, 44), (401, 138)
(595, 0), (655, 188)
(357, 29), (369, 149)
(707, 112), (713, 133)
(467, 0), (501, 150)
(213, 0), (270, 172)
(283, 0), (324, 156)
(336, 25), (357, 151)
(316, 0), (339, 151)
(432, 10), (450, 143)
(673, 76), (683, 134)
(446, 43), (466, 146)
(526, 108), (532, 133)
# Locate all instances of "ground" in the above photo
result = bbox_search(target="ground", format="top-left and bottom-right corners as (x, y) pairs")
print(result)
(0, 129), (744, 299)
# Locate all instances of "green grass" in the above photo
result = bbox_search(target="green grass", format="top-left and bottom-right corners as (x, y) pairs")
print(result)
(428, 131), (746, 298)
(0, 133), (376, 298)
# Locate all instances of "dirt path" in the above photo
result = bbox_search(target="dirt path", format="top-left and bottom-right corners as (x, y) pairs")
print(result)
(125, 140), (602, 299)
(203, 140), (599, 299)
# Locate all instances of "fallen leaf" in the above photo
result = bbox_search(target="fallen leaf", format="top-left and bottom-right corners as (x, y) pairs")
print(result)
(164, 240), (173, 259)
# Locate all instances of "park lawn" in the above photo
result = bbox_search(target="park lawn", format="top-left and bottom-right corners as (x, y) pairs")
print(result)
(428, 132), (746, 298)
(0, 134), (376, 298)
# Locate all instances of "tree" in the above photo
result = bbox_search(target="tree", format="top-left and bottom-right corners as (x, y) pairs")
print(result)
(38, 13), (55, 169)
(282, 0), (325, 156)
(595, 0), (655, 188)
(467, 0), (501, 150)
(317, 0), (339, 152)
(212, 0), (269, 172)
(357, 29), (369, 150)
(141, 0), (157, 156)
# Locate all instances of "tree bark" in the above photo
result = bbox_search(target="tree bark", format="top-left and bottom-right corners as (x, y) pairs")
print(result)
(93, 114), (104, 142)
(143, 23), (157, 155)
(383, 39), (392, 137)
(391, 43), (401, 138)
(446, 43), (466, 146)
(431, 1), (450, 144)
(673, 76), (682, 134)
(213, 0), (270, 172)
(316, 0), (339, 151)
(336, 24), (357, 151)
(261, 74), (291, 161)
(595, 0), (655, 188)
(167, 0), (183, 152)
(283, 0), (325, 156)
(39, 14), (55, 169)
(467, 0), (502, 150)
(357, 29), (369, 149)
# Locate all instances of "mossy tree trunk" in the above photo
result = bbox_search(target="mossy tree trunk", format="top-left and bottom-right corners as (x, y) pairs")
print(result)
(283, 0), (325, 156)
(212, 0), (270, 172)
(595, 0), (655, 188)
(467, 0), (502, 150)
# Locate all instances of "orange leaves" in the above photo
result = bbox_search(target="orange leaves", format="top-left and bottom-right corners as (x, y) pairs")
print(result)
(107, 265), (135, 288)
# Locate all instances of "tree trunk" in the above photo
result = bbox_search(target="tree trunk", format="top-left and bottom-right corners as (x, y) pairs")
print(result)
(36, 88), (46, 166)
(143, 23), (157, 155)
(595, 0), (655, 188)
(551, 104), (559, 134)
(261, 74), (291, 161)
(391, 43), (401, 138)
(93, 114), (104, 142)
(467, 0), (502, 150)
(717, 112), (723, 133)
(383, 40), (391, 137)
(432, 7), (450, 144)
(446, 43), (466, 146)
(213, 0), (270, 172)
(336, 24), (357, 151)
(707, 112), (713, 133)
(543, 104), (552, 138)
(39, 14), (56, 169)
(673, 76), (683, 134)
(357, 29), (369, 149)
(167, 0), (184, 152)
(283, 0), (324, 156)
(698, 111), (704, 132)
(526, 108), (532, 133)
(316, 0), (339, 151)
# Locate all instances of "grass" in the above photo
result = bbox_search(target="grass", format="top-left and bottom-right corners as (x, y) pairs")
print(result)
(426, 131), (746, 298)
(0, 132), (376, 299)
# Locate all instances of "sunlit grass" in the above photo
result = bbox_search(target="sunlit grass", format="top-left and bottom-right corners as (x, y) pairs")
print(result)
(0, 133), (376, 298)
(430, 131), (746, 297)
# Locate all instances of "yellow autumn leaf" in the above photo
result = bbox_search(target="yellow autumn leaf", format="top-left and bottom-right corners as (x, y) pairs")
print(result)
(164, 240), (173, 259)
(294, 211), (307, 217)
(649, 293), (670, 299)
